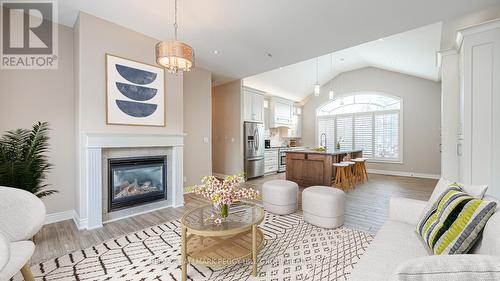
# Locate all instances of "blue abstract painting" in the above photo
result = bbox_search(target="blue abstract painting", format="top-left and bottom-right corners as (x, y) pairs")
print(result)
(115, 100), (158, 117)
(106, 55), (165, 126)
(115, 82), (157, 102)
(116, 64), (157, 85)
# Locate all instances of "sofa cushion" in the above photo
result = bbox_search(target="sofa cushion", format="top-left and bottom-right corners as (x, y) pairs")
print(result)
(389, 254), (500, 281)
(417, 185), (497, 255)
(349, 220), (431, 281)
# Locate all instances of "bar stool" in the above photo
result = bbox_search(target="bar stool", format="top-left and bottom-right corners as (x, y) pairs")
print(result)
(333, 163), (353, 191)
(341, 161), (356, 189)
(352, 158), (368, 183)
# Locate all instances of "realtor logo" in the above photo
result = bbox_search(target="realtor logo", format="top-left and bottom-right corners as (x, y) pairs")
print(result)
(1, 1), (58, 69)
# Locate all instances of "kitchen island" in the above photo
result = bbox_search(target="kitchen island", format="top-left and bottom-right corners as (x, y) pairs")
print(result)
(285, 149), (363, 187)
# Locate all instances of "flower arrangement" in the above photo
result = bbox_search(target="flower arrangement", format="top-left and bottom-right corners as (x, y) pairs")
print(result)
(190, 173), (260, 223)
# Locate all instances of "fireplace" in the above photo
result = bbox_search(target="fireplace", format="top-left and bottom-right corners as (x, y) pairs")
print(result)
(108, 156), (167, 212)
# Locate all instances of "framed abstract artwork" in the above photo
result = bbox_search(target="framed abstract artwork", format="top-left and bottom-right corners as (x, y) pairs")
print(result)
(106, 54), (165, 126)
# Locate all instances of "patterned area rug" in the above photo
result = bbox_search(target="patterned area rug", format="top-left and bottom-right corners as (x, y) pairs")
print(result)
(15, 212), (373, 281)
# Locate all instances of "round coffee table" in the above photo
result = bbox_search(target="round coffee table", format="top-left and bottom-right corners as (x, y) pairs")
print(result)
(180, 202), (265, 281)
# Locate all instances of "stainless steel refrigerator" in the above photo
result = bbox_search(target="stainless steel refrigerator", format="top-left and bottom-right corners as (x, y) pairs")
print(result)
(244, 122), (265, 179)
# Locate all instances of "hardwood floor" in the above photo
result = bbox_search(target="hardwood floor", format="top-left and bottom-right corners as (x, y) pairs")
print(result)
(31, 173), (436, 265)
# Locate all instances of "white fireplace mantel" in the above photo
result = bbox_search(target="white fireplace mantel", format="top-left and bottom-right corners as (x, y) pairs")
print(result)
(78, 132), (185, 230)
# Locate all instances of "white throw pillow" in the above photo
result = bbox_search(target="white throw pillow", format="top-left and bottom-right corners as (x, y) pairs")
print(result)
(429, 178), (488, 203)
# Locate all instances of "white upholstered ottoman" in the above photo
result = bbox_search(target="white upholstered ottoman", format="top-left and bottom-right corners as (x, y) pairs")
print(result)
(262, 180), (298, 215)
(302, 186), (345, 228)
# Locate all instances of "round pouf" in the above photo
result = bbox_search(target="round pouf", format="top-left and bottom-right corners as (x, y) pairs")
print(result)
(302, 186), (345, 228)
(262, 180), (298, 215)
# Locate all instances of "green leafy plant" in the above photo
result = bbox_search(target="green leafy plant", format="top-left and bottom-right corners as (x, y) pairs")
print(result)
(0, 122), (57, 197)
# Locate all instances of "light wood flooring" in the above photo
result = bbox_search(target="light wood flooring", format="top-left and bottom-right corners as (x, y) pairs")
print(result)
(31, 173), (436, 265)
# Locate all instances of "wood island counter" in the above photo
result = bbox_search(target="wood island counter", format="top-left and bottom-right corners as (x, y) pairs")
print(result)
(285, 149), (363, 187)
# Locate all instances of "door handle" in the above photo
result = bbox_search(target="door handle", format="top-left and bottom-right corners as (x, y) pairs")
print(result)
(254, 129), (259, 150)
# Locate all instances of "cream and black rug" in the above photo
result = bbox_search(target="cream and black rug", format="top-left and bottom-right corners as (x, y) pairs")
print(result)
(15, 212), (373, 281)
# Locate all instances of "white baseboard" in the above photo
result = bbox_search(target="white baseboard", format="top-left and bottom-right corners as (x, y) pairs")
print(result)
(367, 169), (441, 179)
(72, 211), (88, 230)
(44, 210), (75, 225)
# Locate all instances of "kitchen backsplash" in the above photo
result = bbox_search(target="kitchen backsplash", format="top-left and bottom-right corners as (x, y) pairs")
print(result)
(266, 127), (302, 147)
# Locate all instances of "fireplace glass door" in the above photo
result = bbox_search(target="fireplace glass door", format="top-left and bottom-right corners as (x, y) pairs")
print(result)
(108, 156), (167, 211)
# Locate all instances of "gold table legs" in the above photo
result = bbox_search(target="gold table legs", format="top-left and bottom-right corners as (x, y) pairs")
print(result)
(252, 224), (257, 276)
(181, 225), (187, 281)
(181, 224), (260, 280)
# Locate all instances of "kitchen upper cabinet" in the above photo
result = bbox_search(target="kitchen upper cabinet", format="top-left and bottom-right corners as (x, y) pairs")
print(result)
(270, 98), (293, 127)
(242, 87), (264, 122)
(288, 106), (302, 138)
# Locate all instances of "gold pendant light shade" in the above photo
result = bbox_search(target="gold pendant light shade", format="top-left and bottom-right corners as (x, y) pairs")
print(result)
(155, 40), (194, 73)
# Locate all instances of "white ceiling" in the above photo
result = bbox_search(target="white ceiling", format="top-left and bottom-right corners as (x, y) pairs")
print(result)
(56, 0), (499, 85)
(243, 22), (443, 102)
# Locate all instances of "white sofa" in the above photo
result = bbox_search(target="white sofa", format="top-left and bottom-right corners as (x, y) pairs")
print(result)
(349, 195), (500, 281)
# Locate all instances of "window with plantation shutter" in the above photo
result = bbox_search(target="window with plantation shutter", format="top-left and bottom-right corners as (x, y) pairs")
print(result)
(316, 93), (402, 163)
(317, 116), (335, 151)
(354, 114), (373, 158)
(336, 116), (353, 150)
(374, 112), (399, 160)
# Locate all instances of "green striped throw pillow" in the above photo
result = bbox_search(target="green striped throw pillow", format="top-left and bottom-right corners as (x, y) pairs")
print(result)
(416, 183), (497, 255)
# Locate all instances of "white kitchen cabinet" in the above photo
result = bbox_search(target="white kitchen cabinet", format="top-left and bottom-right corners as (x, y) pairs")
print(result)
(264, 148), (279, 174)
(243, 87), (264, 122)
(270, 98), (293, 127)
(288, 107), (302, 138)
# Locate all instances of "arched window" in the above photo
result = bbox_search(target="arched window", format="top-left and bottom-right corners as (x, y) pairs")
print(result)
(317, 92), (402, 162)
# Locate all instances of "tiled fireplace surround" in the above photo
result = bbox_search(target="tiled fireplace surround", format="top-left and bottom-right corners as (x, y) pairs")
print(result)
(77, 133), (184, 230)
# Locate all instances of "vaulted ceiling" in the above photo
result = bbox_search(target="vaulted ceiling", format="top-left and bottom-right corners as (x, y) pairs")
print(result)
(58, 0), (499, 85)
(243, 22), (443, 102)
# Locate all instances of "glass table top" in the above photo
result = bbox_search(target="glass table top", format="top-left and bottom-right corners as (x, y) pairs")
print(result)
(181, 202), (264, 233)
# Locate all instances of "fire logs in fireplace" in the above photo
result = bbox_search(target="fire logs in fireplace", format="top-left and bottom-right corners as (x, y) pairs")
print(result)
(108, 156), (167, 211)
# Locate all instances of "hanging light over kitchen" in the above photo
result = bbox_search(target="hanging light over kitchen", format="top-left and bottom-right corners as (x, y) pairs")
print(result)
(314, 58), (320, 96)
(329, 53), (334, 100)
(155, 0), (195, 73)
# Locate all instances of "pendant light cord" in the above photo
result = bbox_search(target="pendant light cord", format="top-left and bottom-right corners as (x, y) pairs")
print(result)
(174, 0), (178, 40)
(316, 58), (319, 84)
(330, 54), (333, 90)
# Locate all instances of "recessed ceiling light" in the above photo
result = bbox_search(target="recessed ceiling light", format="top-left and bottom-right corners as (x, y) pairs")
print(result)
(279, 67), (283, 70)
(213, 50), (219, 55)
(378, 38), (384, 42)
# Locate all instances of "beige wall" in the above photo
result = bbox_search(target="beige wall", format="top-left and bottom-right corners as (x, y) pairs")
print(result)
(212, 80), (244, 176)
(302, 67), (441, 175)
(0, 25), (76, 214)
(74, 12), (184, 219)
(76, 12), (183, 135)
(183, 68), (212, 186)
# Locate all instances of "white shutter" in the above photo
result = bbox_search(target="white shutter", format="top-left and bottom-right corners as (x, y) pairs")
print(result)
(354, 114), (373, 158)
(374, 112), (400, 160)
(336, 116), (353, 150)
(317, 117), (335, 150)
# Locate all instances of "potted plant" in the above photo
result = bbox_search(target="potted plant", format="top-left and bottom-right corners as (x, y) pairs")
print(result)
(0, 122), (57, 197)
(190, 173), (260, 224)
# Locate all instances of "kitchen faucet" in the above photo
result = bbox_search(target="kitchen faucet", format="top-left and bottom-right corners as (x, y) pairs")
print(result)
(320, 133), (327, 148)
